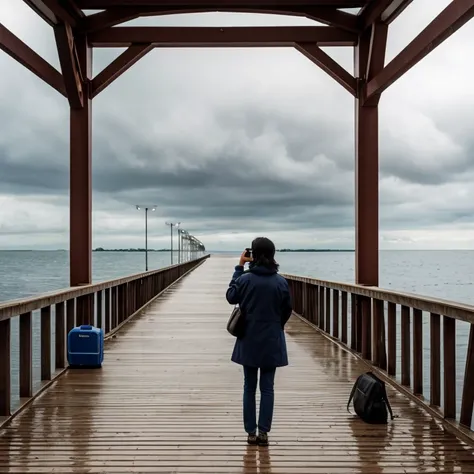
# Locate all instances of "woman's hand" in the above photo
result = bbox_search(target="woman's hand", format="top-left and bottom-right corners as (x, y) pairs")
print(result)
(239, 249), (253, 267)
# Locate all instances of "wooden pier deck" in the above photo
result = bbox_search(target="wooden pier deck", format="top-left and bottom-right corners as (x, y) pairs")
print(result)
(1, 257), (474, 473)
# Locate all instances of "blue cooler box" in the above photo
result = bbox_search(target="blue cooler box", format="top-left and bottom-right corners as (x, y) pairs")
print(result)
(67, 325), (104, 368)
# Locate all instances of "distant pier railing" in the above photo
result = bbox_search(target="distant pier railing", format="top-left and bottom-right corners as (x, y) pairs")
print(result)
(0, 255), (209, 418)
(284, 274), (474, 439)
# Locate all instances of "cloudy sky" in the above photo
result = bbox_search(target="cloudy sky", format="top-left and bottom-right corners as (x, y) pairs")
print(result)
(0, 0), (473, 251)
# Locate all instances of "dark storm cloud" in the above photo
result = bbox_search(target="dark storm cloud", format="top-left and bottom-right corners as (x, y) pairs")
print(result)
(2, 1), (474, 249)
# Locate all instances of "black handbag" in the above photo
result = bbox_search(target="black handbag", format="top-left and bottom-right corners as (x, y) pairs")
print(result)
(347, 372), (394, 424)
(227, 305), (245, 338)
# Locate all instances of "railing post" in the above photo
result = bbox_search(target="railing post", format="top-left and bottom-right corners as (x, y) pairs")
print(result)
(430, 313), (441, 407)
(96, 291), (103, 329)
(41, 306), (52, 381)
(350, 293), (357, 350)
(55, 302), (66, 369)
(19, 312), (32, 398)
(112, 287), (118, 329)
(66, 299), (75, 333)
(444, 316), (456, 419)
(104, 288), (110, 333)
(318, 286), (324, 329)
(413, 308), (423, 395)
(341, 291), (347, 344)
(325, 288), (331, 333)
(0, 318), (11, 416)
(332, 289), (339, 338)
(387, 303), (397, 376)
(461, 323), (474, 426)
(401, 305), (411, 386)
(76, 294), (92, 326)
(360, 296), (371, 359)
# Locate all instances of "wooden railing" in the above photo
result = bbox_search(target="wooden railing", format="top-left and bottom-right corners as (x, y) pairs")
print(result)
(284, 274), (474, 434)
(0, 255), (209, 418)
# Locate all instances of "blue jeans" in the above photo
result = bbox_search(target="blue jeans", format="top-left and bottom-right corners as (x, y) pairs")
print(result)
(243, 366), (276, 434)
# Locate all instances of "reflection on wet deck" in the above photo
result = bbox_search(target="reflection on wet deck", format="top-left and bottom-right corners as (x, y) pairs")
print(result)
(1, 257), (474, 473)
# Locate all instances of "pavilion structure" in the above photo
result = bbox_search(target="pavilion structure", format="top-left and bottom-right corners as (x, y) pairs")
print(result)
(1, 0), (473, 287)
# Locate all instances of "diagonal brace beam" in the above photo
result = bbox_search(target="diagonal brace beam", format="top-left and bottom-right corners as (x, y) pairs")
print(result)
(295, 42), (357, 96)
(0, 22), (66, 97)
(363, 22), (388, 106)
(54, 23), (84, 108)
(91, 43), (153, 98)
(366, 0), (474, 101)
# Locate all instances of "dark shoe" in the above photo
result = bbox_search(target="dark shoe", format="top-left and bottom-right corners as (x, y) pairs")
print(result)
(257, 432), (269, 447)
(247, 433), (257, 445)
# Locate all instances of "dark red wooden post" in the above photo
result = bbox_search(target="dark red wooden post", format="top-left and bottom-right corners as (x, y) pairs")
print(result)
(354, 26), (386, 287)
(70, 34), (92, 287)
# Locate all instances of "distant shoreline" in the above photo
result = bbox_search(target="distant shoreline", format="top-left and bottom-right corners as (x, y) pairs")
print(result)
(277, 249), (354, 253)
(93, 248), (170, 252)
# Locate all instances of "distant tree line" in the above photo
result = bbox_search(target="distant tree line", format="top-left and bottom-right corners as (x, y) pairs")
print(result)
(93, 248), (170, 252)
(277, 249), (354, 253)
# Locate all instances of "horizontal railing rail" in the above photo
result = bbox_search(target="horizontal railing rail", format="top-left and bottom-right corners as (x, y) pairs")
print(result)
(0, 255), (209, 418)
(283, 273), (474, 436)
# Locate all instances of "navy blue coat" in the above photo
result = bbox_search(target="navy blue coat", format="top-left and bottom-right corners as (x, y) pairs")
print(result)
(226, 264), (292, 369)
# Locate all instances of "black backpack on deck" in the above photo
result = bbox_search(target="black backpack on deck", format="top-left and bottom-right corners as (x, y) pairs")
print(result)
(347, 372), (394, 424)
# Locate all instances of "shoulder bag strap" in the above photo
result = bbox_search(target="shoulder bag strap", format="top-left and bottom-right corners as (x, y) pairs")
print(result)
(347, 381), (357, 415)
(381, 384), (395, 420)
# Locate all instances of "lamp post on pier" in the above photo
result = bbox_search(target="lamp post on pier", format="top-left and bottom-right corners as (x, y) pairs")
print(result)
(136, 205), (156, 272)
(165, 222), (180, 265)
(180, 229), (189, 262)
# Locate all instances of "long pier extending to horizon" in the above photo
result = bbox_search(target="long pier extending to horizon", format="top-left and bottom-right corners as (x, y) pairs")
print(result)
(1, 255), (474, 472)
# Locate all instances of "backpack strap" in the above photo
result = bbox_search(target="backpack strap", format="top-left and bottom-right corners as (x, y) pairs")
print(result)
(347, 380), (358, 415)
(381, 384), (395, 420)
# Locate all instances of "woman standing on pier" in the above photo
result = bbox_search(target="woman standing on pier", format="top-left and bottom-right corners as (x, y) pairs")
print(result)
(226, 237), (292, 447)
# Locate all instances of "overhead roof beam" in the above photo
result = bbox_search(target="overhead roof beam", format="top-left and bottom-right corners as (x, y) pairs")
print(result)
(89, 25), (358, 47)
(76, 0), (369, 8)
(81, 6), (360, 34)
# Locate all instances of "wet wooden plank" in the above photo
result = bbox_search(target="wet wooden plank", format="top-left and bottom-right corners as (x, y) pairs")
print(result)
(1, 257), (474, 473)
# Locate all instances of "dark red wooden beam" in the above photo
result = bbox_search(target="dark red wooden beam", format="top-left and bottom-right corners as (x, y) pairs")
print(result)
(89, 26), (358, 47)
(366, 0), (474, 101)
(23, 0), (58, 25)
(0, 22), (66, 97)
(363, 22), (387, 106)
(70, 35), (92, 287)
(23, 0), (84, 26)
(76, 0), (369, 7)
(379, 0), (413, 22)
(302, 7), (360, 32)
(54, 23), (84, 108)
(91, 44), (153, 97)
(296, 42), (357, 96)
(358, 0), (412, 30)
(81, 6), (360, 34)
